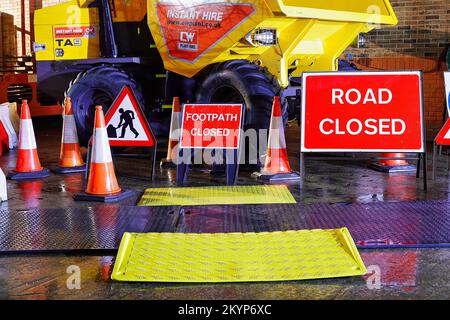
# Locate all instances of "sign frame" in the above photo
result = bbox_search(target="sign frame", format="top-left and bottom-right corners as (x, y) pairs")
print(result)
(432, 72), (450, 180)
(432, 118), (450, 180)
(179, 103), (244, 150)
(104, 86), (157, 148)
(301, 71), (426, 153)
(177, 103), (246, 185)
(300, 71), (427, 190)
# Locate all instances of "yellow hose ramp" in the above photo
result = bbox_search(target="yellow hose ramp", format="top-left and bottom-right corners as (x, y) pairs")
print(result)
(138, 185), (296, 206)
(112, 228), (366, 283)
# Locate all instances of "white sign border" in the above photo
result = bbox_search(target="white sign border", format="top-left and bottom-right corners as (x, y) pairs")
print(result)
(301, 71), (425, 153)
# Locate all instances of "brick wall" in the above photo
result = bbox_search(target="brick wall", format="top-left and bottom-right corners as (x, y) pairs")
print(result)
(346, 0), (449, 58)
(344, 0), (449, 140)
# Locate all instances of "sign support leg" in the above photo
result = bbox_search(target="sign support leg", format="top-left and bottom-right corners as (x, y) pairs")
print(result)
(85, 143), (92, 180)
(416, 153), (421, 179)
(226, 149), (239, 186)
(432, 142), (437, 180)
(423, 152), (428, 191)
(176, 148), (189, 184)
(151, 143), (157, 181)
(300, 152), (305, 180)
(447, 147), (450, 173)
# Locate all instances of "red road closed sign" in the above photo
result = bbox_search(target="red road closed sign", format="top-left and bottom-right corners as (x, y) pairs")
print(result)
(180, 104), (243, 149)
(301, 71), (425, 152)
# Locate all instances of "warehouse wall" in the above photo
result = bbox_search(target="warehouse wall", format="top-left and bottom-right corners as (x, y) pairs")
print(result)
(346, 0), (449, 139)
(0, 0), (67, 58)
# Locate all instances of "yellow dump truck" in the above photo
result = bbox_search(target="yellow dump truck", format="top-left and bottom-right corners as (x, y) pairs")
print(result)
(34, 0), (397, 153)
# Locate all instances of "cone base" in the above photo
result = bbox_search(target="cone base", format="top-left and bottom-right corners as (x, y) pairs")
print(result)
(369, 163), (417, 174)
(160, 158), (177, 168)
(74, 189), (134, 203)
(252, 171), (301, 182)
(7, 168), (51, 180)
(52, 164), (87, 174)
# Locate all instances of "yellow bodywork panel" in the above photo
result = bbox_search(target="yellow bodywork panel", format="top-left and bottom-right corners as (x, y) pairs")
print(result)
(112, 229), (367, 282)
(110, 0), (147, 22)
(139, 185), (296, 206)
(268, 0), (397, 25)
(34, 0), (100, 61)
(34, 0), (397, 86)
(148, 0), (397, 87)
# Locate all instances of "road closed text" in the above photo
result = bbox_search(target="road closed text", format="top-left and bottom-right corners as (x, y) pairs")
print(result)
(319, 118), (406, 136)
(321, 88), (406, 136)
(302, 72), (424, 152)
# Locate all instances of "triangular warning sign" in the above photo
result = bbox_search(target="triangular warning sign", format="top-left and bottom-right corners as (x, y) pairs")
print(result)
(435, 118), (450, 145)
(105, 86), (155, 147)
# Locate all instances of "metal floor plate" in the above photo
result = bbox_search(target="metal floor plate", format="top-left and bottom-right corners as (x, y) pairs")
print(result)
(0, 206), (177, 253)
(2, 200), (450, 253)
(177, 201), (450, 248)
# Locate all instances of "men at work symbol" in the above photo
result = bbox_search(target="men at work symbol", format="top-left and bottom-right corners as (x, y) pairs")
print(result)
(113, 108), (139, 138)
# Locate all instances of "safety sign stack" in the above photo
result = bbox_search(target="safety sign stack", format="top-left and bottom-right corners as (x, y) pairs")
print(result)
(0, 102), (19, 155)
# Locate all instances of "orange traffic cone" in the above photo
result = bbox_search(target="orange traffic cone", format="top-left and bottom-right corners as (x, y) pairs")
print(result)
(160, 97), (181, 168)
(369, 152), (416, 173)
(7, 100), (50, 180)
(74, 106), (133, 203)
(252, 96), (300, 182)
(53, 97), (86, 174)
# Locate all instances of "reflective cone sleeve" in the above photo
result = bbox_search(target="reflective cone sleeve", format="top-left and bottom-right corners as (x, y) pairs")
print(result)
(165, 97), (181, 161)
(379, 153), (409, 167)
(59, 97), (85, 168)
(262, 96), (292, 175)
(85, 106), (121, 196)
(15, 100), (44, 173)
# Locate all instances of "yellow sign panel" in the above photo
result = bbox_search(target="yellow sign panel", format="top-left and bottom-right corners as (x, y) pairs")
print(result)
(138, 185), (297, 206)
(112, 229), (367, 282)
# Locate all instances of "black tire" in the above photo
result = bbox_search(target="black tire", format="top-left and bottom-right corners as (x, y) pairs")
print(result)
(196, 60), (288, 164)
(66, 66), (144, 146)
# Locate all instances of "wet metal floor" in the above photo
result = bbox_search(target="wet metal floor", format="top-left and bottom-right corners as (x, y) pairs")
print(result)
(1, 117), (450, 299)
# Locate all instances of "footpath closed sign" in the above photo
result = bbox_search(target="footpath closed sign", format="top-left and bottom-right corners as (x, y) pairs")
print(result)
(301, 71), (425, 152)
(180, 104), (243, 149)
